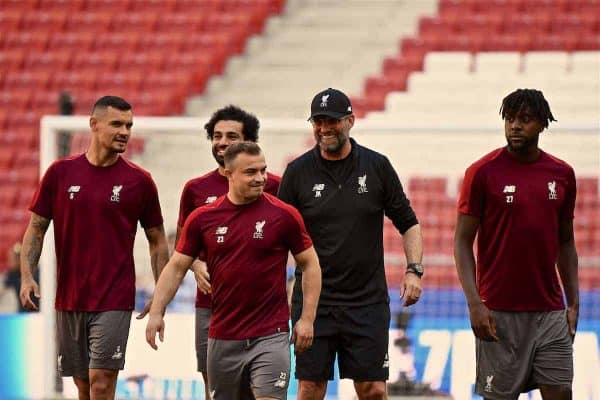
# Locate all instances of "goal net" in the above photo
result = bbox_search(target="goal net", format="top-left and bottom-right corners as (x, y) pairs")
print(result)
(36, 115), (599, 399)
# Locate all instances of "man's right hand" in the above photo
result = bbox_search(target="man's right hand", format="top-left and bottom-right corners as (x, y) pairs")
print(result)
(191, 261), (211, 295)
(469, 301), (498, 341)
(19, 277), (40, 311)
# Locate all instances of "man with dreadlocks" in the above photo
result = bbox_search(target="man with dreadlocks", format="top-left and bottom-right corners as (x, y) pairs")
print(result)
(454, 88), (578, 400)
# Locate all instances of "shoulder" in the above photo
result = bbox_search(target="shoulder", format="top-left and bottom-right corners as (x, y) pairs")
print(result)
(263, 193), (303, 219)
(355, 142), (392, 167)
(187, 195), (226, 221)
(285, 149), (315, 171)
(465, 148), (505, 176)
(183, 170), (218, 192)
(120, 157), (156, 183)
(541, 151), (575, 174)
(49, 153), (84, 171)
(267, 172), (281, 184)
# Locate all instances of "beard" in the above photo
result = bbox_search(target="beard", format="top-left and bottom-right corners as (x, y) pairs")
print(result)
(506, 135), (537, 154)
(212, 146), (225, 166)
(317, 131), (347, 154)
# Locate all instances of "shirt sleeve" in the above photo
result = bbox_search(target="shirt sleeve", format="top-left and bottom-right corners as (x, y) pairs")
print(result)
(277, 164), (298, 207)
(29, 163), (57, 220)
(265, 173), (281, 196)
(380, 156), (418, 234)
(282, 206), (313, 255)
(176, 210), (205, 257)
(458, 163), (486, 217)
(177, 183), (193, 228)
(561, 167), (577, 221)
(140, 175), (164, 229)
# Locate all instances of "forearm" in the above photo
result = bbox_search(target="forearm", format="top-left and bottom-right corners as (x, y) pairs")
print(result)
(149, 241), (169, 282)
(146, 225), (169, 282)
(557, 240), (579, 307)
(299, 262), (321, 322)
(402, 224), (423, 264)
(454, 242), (481, 306)
(20, 215), (50, 280)
(150, 261), (188, 315)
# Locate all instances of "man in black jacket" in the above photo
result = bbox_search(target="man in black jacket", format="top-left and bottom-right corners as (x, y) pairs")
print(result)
(278, 88), (423, 399)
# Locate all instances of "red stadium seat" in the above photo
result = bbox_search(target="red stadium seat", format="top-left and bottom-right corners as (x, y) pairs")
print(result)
(25, 50), (73, 72)
(137, 32), (186, 53)
(154, 13), (206, 33)
(30, 91), (60, 113)
(49, 32), (96, 51)
(0, 10), (23, 31)
(38, 0), (85, 10)
(531, 34), (578, 51)
(473, 0), (524, 14)
(110, 13), (159, 33)
(3, 71), (51, 90)
(72, 51), (119, 70)
(50, 70), (97, 92)
(5, 111), (43, 130)
(481, 34), (532, 52)
(0, 0), (38, 11)
(65, 12), (113, 33)
(93, 33), (140, 52)
(578, 177), (599, 194)
(4, 32), (48, 51)
(173, 0), (221, 13)
(83, 0), (131, 11)
(21, 11), (68, 32)
(419, 17), (455, 37)
(95, 71), (144, 92)
(574, 32), (600, 50)
(129, 0), (176, 11)
(0, 49), (26, 70)
(458, 14), (503, 36)
(118, 51), (166, 71)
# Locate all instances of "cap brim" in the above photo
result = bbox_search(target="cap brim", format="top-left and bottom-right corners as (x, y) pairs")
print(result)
(307, 110), (350, 121)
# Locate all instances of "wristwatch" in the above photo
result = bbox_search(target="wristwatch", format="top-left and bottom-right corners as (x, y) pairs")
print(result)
(406, 263), (424, 278)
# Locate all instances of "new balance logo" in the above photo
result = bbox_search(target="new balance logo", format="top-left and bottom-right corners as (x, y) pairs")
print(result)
(205, 196), (217, 204)
(67, 185), (80, 200)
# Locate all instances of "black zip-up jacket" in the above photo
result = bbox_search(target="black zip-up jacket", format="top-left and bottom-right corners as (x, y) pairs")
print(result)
(278, 138), (418, 308)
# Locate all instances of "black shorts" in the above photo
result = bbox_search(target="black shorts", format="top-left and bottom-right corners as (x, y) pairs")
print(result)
(291, 302), (390, 382)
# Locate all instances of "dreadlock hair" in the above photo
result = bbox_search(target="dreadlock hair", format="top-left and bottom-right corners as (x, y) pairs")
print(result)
(500, 89), (557, 129)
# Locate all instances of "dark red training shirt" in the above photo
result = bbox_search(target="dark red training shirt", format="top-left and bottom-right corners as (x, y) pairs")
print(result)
(177, 193), (312, 340)
(458, 147), (576, 311)
(30, 154), (164, 311)
(177, 169), (280, 308)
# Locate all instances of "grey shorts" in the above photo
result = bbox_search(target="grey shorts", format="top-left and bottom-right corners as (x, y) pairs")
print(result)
(195, 307), (211, 373)
(476, 310), (573, 399)
(56, 310), (132, 378)
(207, 332), (290, 400)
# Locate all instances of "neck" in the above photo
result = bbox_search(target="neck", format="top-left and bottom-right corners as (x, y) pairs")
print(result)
(217, 165), (227, 176)
(320, 140), (352, 161)
(226, 191), (259, 205)
(506, 146), (541, 163)
(85, 144), (120, 167)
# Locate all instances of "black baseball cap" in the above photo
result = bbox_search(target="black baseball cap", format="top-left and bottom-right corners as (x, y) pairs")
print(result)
(309, 88), (353, 120)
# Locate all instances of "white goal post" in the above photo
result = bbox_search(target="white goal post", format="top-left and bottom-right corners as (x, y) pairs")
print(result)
(37, 115), (598, 398)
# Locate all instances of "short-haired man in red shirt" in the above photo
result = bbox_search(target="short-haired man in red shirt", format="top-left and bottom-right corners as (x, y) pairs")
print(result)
(455, 89), (578, 400)
(20, 96), (169, 400)
(176, 105), (280, 400)
(147, 142), (321, 400)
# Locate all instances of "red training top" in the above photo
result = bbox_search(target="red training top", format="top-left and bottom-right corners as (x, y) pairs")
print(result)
(178, 193), (311, 339)
(177, 169), (280, 308)
(458, 147), (576, 311)
(31, 154), (163, 311)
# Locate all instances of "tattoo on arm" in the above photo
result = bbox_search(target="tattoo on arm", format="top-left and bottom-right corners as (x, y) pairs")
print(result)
(25, 214), (50, 275)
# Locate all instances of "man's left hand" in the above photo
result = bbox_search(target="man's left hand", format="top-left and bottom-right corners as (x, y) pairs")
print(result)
(401, 272), (422, 307)
(291, 317), (313, 354)
(566, 304), (579, 341)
